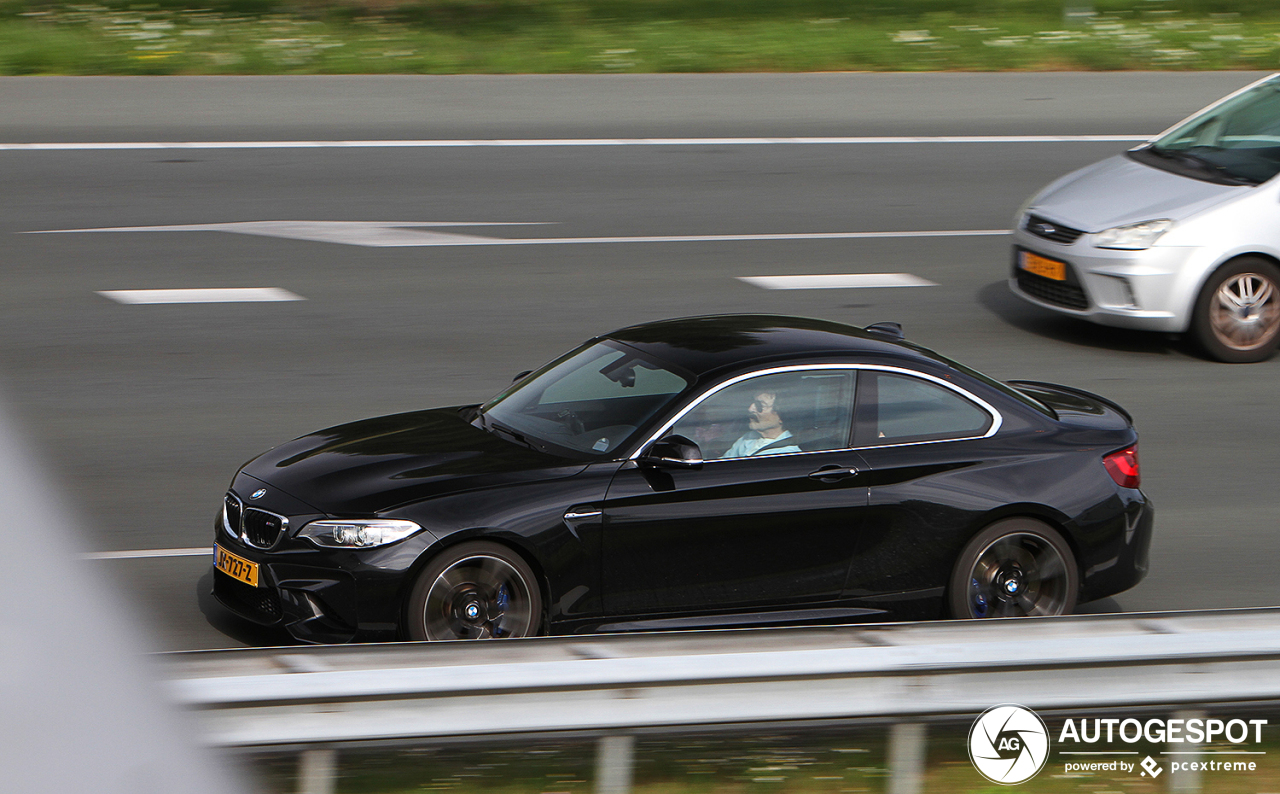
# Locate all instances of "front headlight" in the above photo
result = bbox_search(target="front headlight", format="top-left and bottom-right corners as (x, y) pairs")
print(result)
(1093, 219), (1173, 250)
(298, 519), (423, 549)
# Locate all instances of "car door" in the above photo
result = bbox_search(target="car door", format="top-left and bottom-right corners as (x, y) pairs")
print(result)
(841, 369), (1005, 599)
(600, 368), (869, 617)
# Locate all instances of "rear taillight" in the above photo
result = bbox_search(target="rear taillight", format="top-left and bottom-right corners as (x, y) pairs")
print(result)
(1103, 444), (1140, 488)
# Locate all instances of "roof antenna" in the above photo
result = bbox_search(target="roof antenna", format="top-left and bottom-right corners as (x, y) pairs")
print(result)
(864, 321), (904, 341)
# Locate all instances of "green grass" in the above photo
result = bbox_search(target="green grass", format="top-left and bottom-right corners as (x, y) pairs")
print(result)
(2, 1), (1280, 74)
(244, 719), (1280, 794)
(250, 731), (892, 794)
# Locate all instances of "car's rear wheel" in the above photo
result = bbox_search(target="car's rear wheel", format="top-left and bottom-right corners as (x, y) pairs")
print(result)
(947, 518), (1078, 619)
(406, 541), (542, 640)
(1191, 257), (1280, 363)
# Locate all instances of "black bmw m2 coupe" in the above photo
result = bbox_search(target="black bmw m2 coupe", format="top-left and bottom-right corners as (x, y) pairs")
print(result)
(212, 315), (1152, 643)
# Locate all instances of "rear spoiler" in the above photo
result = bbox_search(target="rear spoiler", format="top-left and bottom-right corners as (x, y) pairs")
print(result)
(1006, 380), (1134, 424)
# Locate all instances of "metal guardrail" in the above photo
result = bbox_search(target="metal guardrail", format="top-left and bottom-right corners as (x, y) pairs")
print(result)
(163, 608), (1280, 794)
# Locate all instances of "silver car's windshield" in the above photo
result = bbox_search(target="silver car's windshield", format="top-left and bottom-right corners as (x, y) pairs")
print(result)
(478, 341), (692, 457)
(1137, 75), (1280, 186)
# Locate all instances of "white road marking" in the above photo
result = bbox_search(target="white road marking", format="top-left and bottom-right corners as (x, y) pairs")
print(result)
(0, 135), (1150, 151)
(739, 273), (938, 290)
(84, 548), (211, 560)
(37, 221), (548, 248)
(35, 220), (1011, 248)
(97, 287), (305, 304)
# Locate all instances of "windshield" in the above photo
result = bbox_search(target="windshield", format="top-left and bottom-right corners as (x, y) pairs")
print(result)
(478, 341), (692, 457)
(1133, 75), (1280, 186)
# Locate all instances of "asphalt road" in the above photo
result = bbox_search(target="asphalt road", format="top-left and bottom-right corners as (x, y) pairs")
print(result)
(2, 72), (1276, 651)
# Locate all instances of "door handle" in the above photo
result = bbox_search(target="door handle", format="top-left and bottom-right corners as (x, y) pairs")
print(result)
(808, 466), (860, 481)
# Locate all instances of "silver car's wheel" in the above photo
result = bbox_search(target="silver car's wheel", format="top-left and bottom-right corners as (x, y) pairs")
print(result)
(948, 519), (1078, 619)
(1192, 258), (1280, 363)
(407, 541), (542, 641)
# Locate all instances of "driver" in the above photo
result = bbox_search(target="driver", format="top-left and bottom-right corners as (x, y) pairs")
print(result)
(722, 390), (802, 458)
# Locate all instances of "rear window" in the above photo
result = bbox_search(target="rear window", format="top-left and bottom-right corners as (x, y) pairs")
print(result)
(855, 372), (993, 446)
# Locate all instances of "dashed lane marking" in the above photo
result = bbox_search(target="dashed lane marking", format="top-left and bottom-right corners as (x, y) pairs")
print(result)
(97, 288), (305, 304)
(739, 273), (938, 290)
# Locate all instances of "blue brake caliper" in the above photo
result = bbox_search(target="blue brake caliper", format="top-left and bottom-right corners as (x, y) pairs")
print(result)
(496, 584), (510, 629)
(971, 578), (988, 617)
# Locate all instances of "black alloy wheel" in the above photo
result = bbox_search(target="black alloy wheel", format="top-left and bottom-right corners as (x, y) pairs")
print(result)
(1191, 257), (1280, 363)
(948, 518), (1079, 619)
(406, 541), (543, 640)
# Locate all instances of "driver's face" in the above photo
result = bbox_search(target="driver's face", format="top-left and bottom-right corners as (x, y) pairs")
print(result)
(748, 392), (782, 433)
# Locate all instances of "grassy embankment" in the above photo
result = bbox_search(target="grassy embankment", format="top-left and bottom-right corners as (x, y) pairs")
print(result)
(1, 0), (1279, 75)
(247, 721), (1280, 794)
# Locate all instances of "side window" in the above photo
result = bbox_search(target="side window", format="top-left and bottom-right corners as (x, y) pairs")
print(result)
(670, 370), (855, 459)
(855, 372), (992, 446)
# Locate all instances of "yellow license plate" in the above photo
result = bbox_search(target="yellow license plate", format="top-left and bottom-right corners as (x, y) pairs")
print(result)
(214, 543), (259, 587)
(1020, 251), (1067, 281)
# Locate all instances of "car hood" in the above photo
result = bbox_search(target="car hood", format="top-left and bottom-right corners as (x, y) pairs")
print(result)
(1029, 154), (1245, 232)
(238, 407), (588, 515)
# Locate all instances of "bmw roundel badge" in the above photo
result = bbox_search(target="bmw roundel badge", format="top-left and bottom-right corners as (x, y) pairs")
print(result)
(250, 488), (267, 500)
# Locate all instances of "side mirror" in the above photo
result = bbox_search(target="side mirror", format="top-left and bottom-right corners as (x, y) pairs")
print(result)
(512, 370), (533, 383)
(640, 434), (704, 469)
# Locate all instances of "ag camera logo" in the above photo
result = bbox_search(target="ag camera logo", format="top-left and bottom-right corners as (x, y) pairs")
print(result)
(969, 704), (1051, 785)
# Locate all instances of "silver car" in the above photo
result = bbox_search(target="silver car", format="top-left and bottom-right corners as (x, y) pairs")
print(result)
(1011, 73), (1280, 362)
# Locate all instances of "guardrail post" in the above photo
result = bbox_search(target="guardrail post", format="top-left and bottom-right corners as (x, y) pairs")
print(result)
(296, 747), (337, 794)
(887, 722), (927, 794)
(1168, 710), (1204, 794)
(595, 734), (635, 794)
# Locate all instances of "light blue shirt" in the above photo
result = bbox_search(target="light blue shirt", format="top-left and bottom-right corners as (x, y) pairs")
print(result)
(722, 430), (800, 458)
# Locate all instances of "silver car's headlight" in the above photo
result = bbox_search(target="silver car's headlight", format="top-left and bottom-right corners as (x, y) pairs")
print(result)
(298, 519), (423, 548)
(1093, 219), (1173, 250)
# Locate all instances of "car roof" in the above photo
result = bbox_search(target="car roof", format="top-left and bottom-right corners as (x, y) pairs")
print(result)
(602, 314), (941, 378)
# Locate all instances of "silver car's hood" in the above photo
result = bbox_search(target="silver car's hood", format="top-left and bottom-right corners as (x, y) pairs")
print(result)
(1028, 154), (1246, 232)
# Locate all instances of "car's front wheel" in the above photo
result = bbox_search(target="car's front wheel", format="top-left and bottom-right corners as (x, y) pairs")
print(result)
(406, 541), (543, 640)
(1190, 257), (1280, 363)
(947, 518), (1078, 619)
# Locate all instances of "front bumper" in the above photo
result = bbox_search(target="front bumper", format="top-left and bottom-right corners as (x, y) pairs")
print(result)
(211, 498), (437, 644)
(1010, 229), (1199, 333)
(212, 550), (368, 644)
